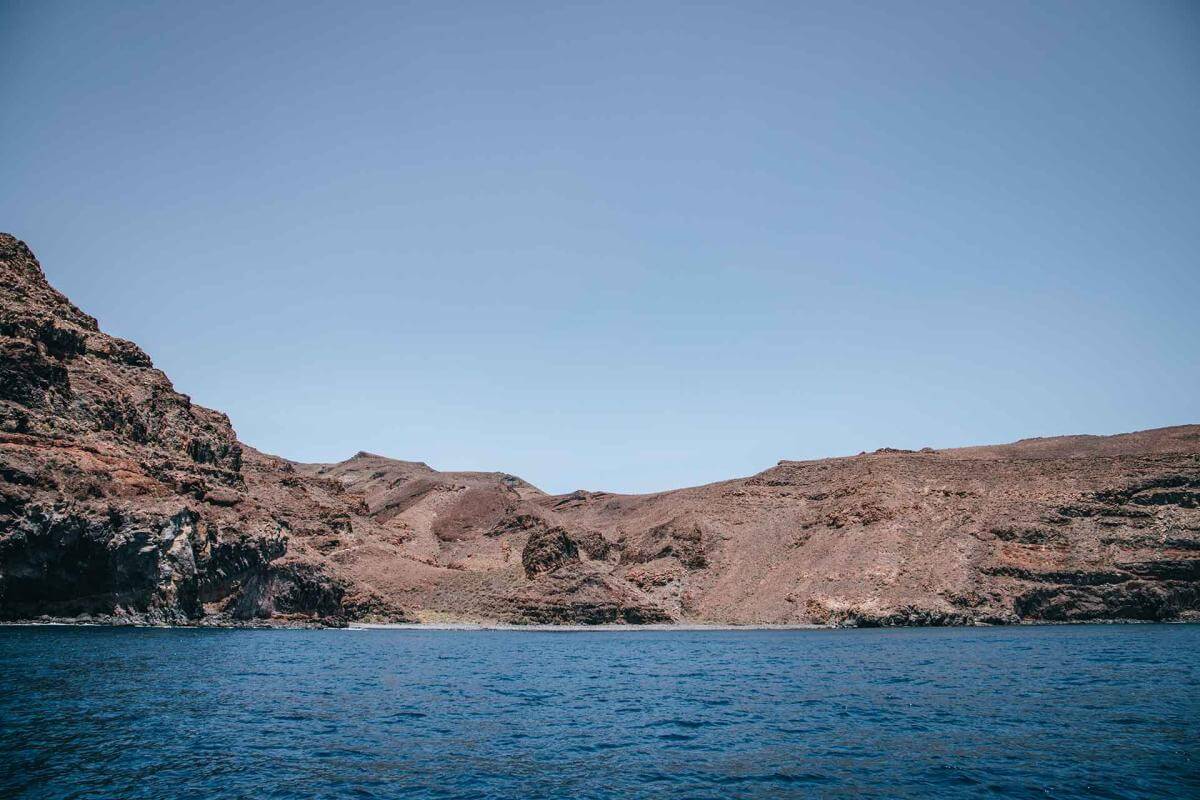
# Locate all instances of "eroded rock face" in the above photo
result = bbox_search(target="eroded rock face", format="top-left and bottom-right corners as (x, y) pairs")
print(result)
(507, 563), (674, 624)
(0, 507), (200, 623)
(521, 522), (579, 578)
(2, 232), (1199, 626)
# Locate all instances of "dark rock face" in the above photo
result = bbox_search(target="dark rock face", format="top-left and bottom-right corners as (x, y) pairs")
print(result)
(230, 561), (347, 622)
(521, 523), (580, 578)
(1014, 581), (1200, 622)
(2, 232), (1199, 627)
(0, 507), (201, 623)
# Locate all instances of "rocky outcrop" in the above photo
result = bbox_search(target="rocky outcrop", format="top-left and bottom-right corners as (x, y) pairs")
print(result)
(507, 563), (674, 624)
(0, 506), (204, 624)
(1, 233), (1198, 626)
(521, 524), (580, 578)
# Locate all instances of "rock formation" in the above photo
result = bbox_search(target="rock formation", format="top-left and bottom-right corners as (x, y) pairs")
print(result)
(1, 233), (1197, 626)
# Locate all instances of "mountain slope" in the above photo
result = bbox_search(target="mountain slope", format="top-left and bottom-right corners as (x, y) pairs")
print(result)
(1, 233), (1197, 626)
(0, 234), (407, 624)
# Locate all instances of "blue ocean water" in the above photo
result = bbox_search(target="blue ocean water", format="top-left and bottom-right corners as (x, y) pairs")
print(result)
(0, 625), (1197, 799)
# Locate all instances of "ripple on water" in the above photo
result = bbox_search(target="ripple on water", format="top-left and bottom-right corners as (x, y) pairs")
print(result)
(0, 625), (1198, 799)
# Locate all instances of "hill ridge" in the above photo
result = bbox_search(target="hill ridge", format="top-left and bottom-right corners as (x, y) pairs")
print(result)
(1, 232), (1197, 627)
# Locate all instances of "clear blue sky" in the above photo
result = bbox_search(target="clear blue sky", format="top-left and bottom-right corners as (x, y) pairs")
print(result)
(2, 1), (1197, 494)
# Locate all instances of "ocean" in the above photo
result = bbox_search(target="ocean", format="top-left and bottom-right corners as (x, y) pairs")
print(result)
(1, 624), (1197, 798)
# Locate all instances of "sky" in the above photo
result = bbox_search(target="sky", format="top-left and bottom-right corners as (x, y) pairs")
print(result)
(1, 1), (1197, 494)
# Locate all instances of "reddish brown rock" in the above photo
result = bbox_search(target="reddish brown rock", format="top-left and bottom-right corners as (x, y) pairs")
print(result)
(1, 233), (1198, 626)
(0, 234), (405, 626)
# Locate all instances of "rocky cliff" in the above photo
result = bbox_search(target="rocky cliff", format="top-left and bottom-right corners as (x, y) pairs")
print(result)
(2, 233), (1197, 626)
(0, 234), (405, 625)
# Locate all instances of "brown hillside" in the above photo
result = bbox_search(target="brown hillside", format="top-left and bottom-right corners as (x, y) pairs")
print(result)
(2, 233), (1197, 626)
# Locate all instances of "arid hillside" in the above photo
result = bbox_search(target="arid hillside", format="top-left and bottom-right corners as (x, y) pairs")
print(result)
(298, 427), (1200, 626)
(1, 233), (1197, 626)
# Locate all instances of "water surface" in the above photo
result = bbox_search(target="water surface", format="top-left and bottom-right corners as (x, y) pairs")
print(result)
(1, 625), (1197, 798)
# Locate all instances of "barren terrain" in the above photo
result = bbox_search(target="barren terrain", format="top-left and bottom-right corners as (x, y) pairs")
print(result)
(2, 233), (1196, 626)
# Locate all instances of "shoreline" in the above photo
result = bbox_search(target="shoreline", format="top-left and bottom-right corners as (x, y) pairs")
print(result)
(1, 618), (1192, 632)
(346, 621), (831, 631)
